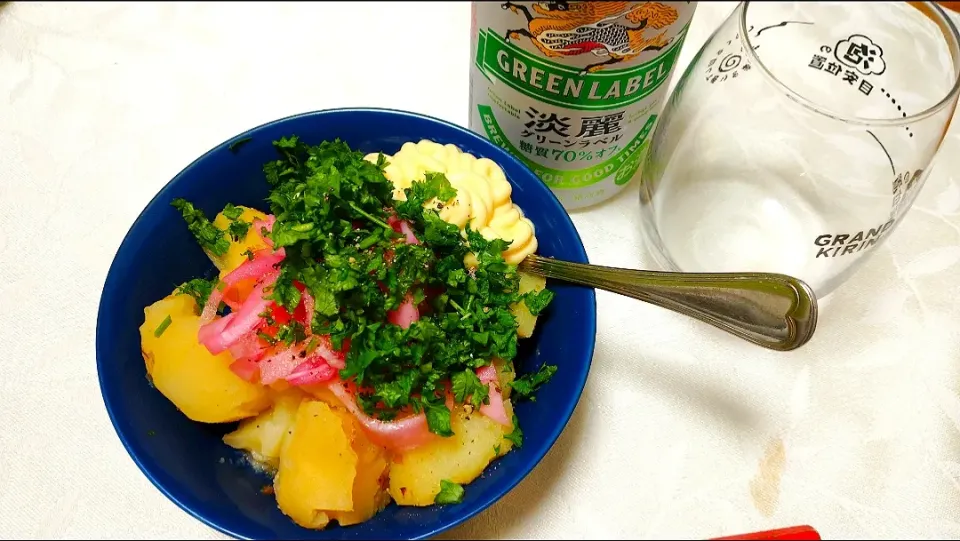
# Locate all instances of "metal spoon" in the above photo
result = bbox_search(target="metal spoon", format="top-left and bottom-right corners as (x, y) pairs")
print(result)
(518, 254), (818, 352)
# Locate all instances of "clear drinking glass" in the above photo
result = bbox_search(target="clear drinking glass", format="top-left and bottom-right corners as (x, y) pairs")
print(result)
(638, 1), (960, 297)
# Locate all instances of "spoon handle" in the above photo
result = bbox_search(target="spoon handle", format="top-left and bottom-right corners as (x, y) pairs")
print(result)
(519, 255), (818, 351)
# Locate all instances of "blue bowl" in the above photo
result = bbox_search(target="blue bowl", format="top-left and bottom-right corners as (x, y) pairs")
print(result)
(96, 108), (597, 540)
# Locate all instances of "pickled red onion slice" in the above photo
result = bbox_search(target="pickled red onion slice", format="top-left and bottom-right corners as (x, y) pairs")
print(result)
(252, 215), (276, 248)
(198, 270), (278, 355)
(477, 364), (510, 426)
(257, 334), (346, 385)
(301, 290), (315, 334)
(285, 359), (337, 386)
(312, 335), (348, 370)
(201, 248), (284, 323)
(197, 312), (234, 347)
(229, 359), (260, 383)
(199, 285), (224, 324)
(228, 331), (266, 363)
(387, 294), (419, 330)
(258, 345), (306, 385)
(328, 381), (436, 451)
(387, 215), (420, 245)
(221, 248), (285, 289)
(399, 220), (420, 245)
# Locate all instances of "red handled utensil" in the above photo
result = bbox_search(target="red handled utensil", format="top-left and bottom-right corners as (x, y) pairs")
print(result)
(710, 525), (821, 540)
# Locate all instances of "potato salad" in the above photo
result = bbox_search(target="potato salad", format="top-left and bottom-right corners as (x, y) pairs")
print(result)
(138, 137), (558, 530)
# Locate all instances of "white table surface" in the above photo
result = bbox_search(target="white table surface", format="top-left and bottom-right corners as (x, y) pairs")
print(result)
(2, 1), (959, 539)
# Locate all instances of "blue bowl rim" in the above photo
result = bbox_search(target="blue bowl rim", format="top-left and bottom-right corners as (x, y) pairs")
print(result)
(95, 106), (598, 540)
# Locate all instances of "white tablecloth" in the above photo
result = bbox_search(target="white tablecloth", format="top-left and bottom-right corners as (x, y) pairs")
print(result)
(2, 2), (959, 539)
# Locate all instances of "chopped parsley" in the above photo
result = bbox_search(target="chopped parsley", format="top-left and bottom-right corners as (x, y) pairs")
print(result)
(522, 288), (555, 316)
(504, 413), (523, 448)
(176, 278), (215, 310)
(434, 480), (464, 505)
(154, 315), (173, 337)
(274, 321), (307, 347)
(171, 198), (230, 256)
(222, 203), (244, 220)
(227, 218), (251, 241)
(451, 369), (489, 410)
(509, 364), (557, 400)
(173, 137), (557, 438)
(221, 203), (252, 241)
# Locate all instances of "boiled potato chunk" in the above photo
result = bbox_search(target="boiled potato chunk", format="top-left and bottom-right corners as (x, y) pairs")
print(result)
(301, 384), (343, 408)
(222, 390), (305, 471)
(287, 389), (391, 526)
(275, 400), (359, 529)
(512, 271), (547, 339)
(327, 408), (392, 526)
(389, 400), (516, 506)
(140, 293), (271, 423)
(209, 205), (269, 276)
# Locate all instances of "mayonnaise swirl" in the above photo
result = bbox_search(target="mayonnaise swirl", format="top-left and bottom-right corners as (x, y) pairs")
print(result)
(363, 140), (538, 266)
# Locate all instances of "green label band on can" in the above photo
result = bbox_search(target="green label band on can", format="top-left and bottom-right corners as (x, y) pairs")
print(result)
(478, 105), (656, 190)
(468, 1), (698, 209)
(475, 25), (689, 111)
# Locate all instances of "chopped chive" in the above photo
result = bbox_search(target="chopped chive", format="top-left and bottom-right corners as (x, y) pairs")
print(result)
(154, 315), (173, 337)
(348, 201), (393, 231)
(357, 230), (382, 250)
